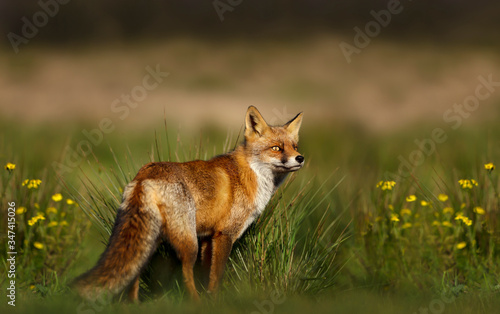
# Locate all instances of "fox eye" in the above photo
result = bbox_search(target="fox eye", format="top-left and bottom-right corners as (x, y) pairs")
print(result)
(271, 146), (281, 151)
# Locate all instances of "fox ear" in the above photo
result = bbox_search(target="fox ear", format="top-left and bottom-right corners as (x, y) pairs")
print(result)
(245, 106), (270, 138)
(284, 112), (303, 140)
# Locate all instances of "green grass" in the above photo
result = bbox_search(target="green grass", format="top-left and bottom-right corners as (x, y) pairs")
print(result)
(1, 120), (500, 313)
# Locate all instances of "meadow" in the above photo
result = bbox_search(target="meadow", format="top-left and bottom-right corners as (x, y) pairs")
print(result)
(1, 118), (500, 314)
(1, 38), (500, 313)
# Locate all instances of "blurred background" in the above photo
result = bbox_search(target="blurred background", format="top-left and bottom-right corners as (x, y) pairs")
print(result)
(1, 0), (500, 134)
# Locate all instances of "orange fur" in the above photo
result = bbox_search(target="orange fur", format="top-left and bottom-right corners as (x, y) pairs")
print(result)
(72, 106), (304, 301)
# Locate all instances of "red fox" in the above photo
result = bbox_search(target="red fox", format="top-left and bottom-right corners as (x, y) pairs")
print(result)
(73, 106), (304, 301)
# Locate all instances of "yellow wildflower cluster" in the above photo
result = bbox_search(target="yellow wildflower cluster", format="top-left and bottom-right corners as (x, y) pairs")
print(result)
(22, 179), (42, 189)
(455, 212), (472, 226)
(28, 213), (46, 226)
(376, 181), (396, 191)
(458, 179), (478, 189)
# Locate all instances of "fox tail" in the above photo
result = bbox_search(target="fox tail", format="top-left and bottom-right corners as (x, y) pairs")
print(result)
(72, 183), (161, 300)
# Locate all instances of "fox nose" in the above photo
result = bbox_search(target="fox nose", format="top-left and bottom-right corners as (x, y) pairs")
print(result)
(295, 155), (304, 164)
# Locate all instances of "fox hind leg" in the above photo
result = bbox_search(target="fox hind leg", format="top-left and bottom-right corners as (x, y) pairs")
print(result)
(163, 222), (199, 300)
(158, 186), (200, 300)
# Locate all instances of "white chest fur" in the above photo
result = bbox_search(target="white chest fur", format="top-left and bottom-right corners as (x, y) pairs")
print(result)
(250, 161), (276, 215)
(236, 161), (279, 238)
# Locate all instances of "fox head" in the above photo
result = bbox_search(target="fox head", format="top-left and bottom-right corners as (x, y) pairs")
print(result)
(244, 106), (304, 173)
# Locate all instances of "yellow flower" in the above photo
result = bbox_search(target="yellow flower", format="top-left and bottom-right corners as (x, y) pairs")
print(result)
(473, 207), (485, 215)
(388, 204), (394, 211)
(460, 203), (466, 209)
(455, 213), (472, 226)
(485, 163), (495, 172)
(438, 194), (449, 202)
(47, 221), (59, 228)
(442, 221), (453, 227)
(47, 207), (57, 214)
(52, 193), (63, 202)
(406, 195), (417, 202)
(5, 163), (16, 172)
(30, 285), (35, 290)
(402, 222), (412, 229)
(376, 181), (396, 191)
(390, 214), (400, 222)
(400, 208), (412, 216)
(33, 242), (44, 250)
(28, 214), (46, 226)
(66, 199), (76, 205)
(443, 207), (454, 215)
(22, 179), (42, 189)
(456, 242), (467, 250)
(60, 221), (68, 226)
(432, 220), (440, 227)
(16, 206), (27, 215)
(421, 200), (430, 207)
(458, 179), (478, 189)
